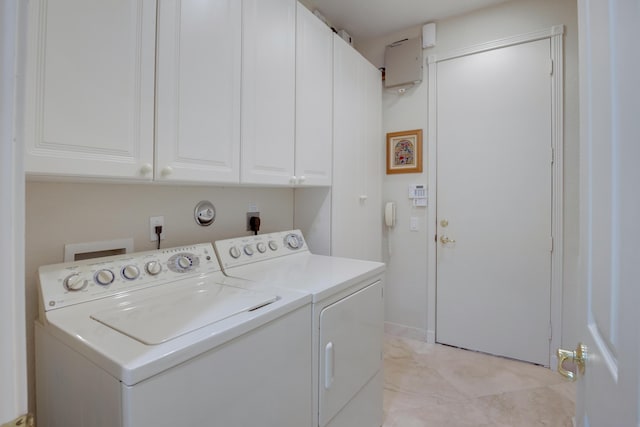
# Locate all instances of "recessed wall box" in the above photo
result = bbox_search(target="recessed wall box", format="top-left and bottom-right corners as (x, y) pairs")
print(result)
(384, 37), (423, 89)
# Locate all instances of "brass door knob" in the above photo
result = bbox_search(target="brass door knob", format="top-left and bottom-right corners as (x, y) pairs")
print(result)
(440, 235), (456, 244)
(557, 343), (587, 381)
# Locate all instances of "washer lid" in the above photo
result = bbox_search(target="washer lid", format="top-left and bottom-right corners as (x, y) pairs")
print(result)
(91, 283), (277, 345)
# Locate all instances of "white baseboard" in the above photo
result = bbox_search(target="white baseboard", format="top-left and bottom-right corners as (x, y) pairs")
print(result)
(384, 322), (428, 341)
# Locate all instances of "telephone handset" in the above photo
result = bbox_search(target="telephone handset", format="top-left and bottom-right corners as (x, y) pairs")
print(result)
(385, 202), (396, 228)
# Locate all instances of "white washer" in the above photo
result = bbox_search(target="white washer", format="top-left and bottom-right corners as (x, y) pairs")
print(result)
(35, 243), (312, 427)
(215, 230), (386, 427)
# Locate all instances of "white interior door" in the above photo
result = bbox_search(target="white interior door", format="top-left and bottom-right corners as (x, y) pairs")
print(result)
(436, 39), (553, 365)
(574, 0), (640, 425)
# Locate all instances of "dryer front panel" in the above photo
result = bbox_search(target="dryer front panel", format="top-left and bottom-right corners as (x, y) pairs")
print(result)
(318, 280), (383, 426)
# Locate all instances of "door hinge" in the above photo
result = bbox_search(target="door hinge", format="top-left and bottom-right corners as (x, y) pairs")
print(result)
(548, 323), (553, 340)
(549, 236), (554, 252)
(551, 146), (555, 164)
(549, 58), (554, 75)
(1, 414), (35, 427)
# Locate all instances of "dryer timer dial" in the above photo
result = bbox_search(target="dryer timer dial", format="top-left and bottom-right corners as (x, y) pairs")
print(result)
(284, 233), (303, 250)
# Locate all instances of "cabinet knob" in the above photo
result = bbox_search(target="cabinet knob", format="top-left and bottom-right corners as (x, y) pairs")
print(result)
(140, 163), (153, 175)
(161, 166), (173, 177)
(290, 176), (297, 184)
(298, 175), (306, 184)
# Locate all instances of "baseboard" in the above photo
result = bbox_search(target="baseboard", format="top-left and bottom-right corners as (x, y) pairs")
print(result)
(384, 322), (427, 341)
(426, 329), (435, 344)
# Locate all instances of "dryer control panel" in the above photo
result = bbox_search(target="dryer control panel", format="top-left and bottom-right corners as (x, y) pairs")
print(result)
(38, 243), (220, 311)
(215, 230), (308, 269)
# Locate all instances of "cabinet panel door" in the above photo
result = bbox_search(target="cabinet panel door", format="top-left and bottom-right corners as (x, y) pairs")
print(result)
(332, 36), (382, 261)
(295, 5), (332, 187)
(359, 59), (383, 262)
(241, 0), (296, 185)
(155, 0), (241, 183)
(332, 36), (361, 258)
(24, 0), (156, 180)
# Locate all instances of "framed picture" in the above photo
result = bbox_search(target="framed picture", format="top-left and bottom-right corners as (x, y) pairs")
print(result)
(386, 129), (423, 174)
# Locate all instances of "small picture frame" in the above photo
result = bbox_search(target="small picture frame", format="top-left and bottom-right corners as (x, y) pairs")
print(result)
(386, 129), (423, 174)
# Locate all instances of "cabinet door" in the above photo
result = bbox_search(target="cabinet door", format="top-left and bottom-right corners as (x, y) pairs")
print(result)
(155, 0), (241, 183)
(24, 0), (156, 180)
(332, 36), (382, 261)
(359, 58), (383, 261)
(295, 4), (332, 187)
(241, 0), (296, 185)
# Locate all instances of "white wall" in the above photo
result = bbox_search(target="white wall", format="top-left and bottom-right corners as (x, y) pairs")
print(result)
(357, 0), (580, 346)
(24, 181), (294, 411)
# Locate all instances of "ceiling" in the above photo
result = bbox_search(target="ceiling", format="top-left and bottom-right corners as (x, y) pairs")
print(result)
(308, 0), (512, 42)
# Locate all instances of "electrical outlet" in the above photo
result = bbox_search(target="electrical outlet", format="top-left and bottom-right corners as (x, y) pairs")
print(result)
(149, 216), (165, 241)
(246, 212), (260, 231)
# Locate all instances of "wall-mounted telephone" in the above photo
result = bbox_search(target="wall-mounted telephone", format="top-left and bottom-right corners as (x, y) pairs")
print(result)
(385, 202), (396, 228)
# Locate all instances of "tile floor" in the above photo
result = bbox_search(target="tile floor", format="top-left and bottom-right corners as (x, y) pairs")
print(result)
(383, 334), (576, 427)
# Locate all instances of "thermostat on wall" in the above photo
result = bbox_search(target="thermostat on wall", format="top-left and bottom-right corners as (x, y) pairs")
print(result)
(408, 184), (428, 207)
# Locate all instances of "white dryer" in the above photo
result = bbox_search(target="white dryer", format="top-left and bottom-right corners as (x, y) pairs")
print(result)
(214, 230), (385, 427)
(35, 243), (312, 427)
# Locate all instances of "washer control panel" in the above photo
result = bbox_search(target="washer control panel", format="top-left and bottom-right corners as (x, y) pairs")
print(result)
(38, 243), (219, 311)
(214, 230), (308, 269)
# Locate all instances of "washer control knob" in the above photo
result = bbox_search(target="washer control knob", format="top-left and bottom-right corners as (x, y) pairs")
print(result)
(229, 246), (241, 259)
(145, 260), (162, 276)
(256, 242), (267, 253)
(284, 233), (302, 250)
(243, 245), (254, 256)
(122, 265), (140, 280)
(177, 255), (192, 269)
(64, 273), (87, 291)
(268, 240), (278, 251)
(95, 269), (115, 286)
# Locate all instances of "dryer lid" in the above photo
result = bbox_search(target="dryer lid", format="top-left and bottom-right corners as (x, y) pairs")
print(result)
(91, 282), (277, 345)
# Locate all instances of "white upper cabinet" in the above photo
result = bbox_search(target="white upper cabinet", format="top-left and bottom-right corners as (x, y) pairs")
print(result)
(241, 0), (296, 185)
(332, 35), (383, 261)
(155, 0), (241, 184)
(295, 4), (333, 187)
(24, 0), (157, 180)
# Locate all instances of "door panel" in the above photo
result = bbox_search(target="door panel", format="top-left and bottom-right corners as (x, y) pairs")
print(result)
(241, 0), (295, 185)
(155, 0), (241, 183)
(436, 39), (552, 365)
(319, 281), (383, 426)
(576, 0), (640, 424)
(24, 0), (156, 179)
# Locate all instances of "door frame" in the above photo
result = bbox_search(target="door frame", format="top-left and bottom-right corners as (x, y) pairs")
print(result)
(1, 0), (27, 421)
(425, 25), (565, 369)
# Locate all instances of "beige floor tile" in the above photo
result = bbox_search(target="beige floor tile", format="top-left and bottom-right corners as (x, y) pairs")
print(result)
(382, 334), (576, 426)
(383, 398), (494, 427)
(384, 359), (470, 402)
(548, 381), (577, 405)
(434, 354), (563, 398)
(476, 386), (574, 426)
